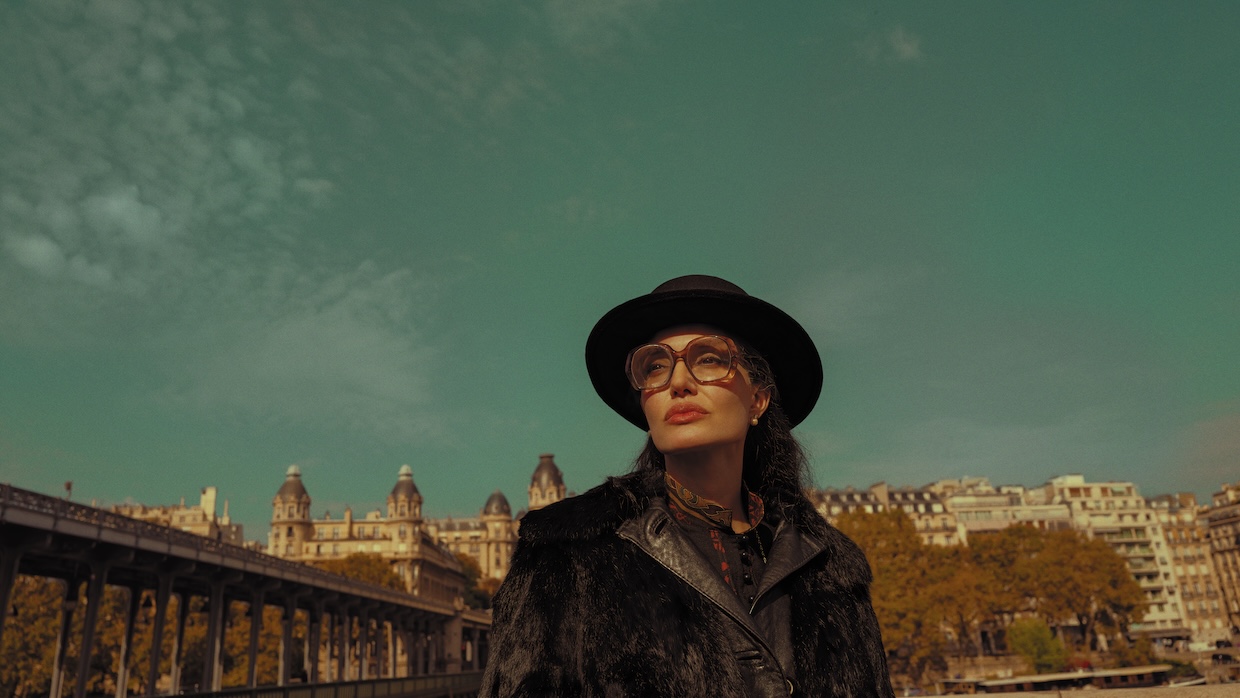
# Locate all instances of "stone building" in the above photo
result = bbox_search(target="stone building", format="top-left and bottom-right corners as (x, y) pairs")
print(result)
(111, 485), (245, 545)
(266, 465), (465, 606)
(426, 491), (517, 583)
(1044, 475), (1186, 642)
(1207, 481), (1240, 638)
(929, 477), (1072, 542)
(426, 453), (569, 583)
(1149, 492), (1231, 644)
(810, 482), (960, 546)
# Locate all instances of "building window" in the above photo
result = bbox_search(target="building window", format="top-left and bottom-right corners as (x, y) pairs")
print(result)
(332, 527), (340, 540)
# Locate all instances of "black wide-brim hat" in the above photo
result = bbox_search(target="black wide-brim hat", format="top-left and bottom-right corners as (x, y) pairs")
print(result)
(585, 275), (823, 430)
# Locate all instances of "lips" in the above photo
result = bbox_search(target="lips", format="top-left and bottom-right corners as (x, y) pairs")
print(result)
(665, 403), (708, 424)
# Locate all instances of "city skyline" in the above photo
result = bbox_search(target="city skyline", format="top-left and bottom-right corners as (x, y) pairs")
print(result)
(2, 3), (1238, 538)
(51, 460), (1239, 546)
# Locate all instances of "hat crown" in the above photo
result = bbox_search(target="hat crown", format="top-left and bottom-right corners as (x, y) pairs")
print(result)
(651, 275), (748, 296)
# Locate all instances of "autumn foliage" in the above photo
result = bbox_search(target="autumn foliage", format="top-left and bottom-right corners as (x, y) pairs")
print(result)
(833, 510), (1146, 683)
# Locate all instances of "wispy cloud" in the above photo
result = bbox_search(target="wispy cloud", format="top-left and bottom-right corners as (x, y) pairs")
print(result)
(0, 2), (451, 444)
(787, 263), (929, 343)
(155, 263), (443, 444)
(857, 26), (924, 64)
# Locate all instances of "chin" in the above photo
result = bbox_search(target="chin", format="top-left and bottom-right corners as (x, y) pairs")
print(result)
(651, 432), (743, 458)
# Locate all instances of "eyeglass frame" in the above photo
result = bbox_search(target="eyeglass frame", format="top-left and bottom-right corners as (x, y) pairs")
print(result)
(624, 335), (743, 392)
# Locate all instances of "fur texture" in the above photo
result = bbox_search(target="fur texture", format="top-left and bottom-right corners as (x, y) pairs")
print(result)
(480, 470), (894, 697)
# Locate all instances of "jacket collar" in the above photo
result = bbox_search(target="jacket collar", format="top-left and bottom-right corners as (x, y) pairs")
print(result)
(517, 468), (869, 590)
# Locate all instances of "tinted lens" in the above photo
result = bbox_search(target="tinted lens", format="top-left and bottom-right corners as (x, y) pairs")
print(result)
(626, 336), (737, 390)
(628, 345), (673, 390)
(685, 336), (733, 382)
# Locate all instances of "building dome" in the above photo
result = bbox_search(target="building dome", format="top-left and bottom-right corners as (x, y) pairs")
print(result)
(390, 464), (420, 499)
(530, 453), (564, 490)
(276, 464), (309, 499)
(483, 490), (512, 517)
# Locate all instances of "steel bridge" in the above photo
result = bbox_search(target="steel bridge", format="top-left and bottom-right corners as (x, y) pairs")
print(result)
(0, 483), (490, 698)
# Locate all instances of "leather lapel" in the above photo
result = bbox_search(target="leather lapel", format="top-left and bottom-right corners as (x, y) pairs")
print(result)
(755, 517), (828, 604)
(616, 498), (761, 635)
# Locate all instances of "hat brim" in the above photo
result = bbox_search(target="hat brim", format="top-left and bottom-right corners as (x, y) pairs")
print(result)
(585, 288), (822, 429)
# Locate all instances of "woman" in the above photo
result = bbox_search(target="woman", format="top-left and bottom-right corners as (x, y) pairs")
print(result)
(481, 275), (893, 697)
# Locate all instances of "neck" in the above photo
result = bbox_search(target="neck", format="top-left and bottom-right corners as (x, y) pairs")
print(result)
(663, 444), (746, 516)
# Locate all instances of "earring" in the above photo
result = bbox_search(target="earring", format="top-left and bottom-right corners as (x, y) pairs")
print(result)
(750, 416), (759, 426)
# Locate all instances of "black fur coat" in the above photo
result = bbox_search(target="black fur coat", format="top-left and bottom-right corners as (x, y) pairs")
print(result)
(480, 469), (893, 697)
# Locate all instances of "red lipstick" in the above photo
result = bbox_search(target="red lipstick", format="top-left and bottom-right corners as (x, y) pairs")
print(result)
(665, 403), (708, 424)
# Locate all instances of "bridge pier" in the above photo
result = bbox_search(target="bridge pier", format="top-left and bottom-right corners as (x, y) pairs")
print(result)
(114, 586), (141, 698)
(74, 561), (111, 698)
(169, 592), (190, 694)
(0, 546), (20, 647)
(337, 606), (352, 680)
(307, 601), (323, 683)
(144, 573), (174, 696)
(245, 590), (266, 688)
(385, 614), (396, 678)
(359, 605), (373, 679)
(202, 582), (226, 691)
(49, 578), (78, 698)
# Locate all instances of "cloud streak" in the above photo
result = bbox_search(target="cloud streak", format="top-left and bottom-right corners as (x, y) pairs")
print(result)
(857, 26), (925, 64)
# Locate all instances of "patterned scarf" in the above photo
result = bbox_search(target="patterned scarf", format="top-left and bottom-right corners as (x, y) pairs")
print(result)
(664, 471), (765, 531)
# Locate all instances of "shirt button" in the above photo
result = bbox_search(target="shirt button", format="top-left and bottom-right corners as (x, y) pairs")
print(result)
(743, 573), (753, 584)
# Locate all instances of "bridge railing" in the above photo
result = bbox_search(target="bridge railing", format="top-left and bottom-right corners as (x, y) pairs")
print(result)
(172, 672), (484, 698)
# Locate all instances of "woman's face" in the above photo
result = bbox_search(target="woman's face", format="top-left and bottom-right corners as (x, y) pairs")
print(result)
(638, 325), (770, 458)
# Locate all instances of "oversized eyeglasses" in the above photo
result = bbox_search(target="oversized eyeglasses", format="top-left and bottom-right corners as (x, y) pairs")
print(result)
(625, 335), (740, 391)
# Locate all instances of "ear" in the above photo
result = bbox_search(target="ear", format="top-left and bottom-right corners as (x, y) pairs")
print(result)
(750, 385), (771, 421)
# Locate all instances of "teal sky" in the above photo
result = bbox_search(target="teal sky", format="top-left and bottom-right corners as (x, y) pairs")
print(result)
(2, 1), (1237, 541)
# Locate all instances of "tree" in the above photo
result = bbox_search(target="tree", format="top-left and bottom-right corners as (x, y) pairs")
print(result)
(314, 553), (405, 591)
(0, 575), (62, 698)
(925, 546), (997, 660)
(454, 553), (493, 610)
(835, 510), (949, 686)
(968, 525), (1051, 623)
(1007, 617), (1067, 674)
(1030, 531), (1145, 658)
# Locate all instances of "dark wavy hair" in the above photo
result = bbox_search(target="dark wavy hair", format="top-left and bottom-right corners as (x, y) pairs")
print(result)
(630, 342), (812, 502)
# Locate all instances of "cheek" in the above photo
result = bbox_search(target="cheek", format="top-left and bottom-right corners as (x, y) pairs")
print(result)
(639, 392), (661, 424)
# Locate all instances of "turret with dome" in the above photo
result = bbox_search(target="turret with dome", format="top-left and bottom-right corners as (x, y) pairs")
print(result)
(387, 464), (423, 521)
(528, 453), (566, 511)
(270, 465), (314, 556)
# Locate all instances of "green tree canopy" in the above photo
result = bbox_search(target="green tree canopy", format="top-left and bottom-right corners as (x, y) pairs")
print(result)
(1007, 617), (1068, 674)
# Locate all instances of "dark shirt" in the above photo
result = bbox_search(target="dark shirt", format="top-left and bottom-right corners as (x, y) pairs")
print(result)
(664, 473), (776, 609)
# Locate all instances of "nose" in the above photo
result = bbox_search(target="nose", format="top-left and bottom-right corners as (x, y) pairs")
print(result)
(667, 356), (698, 395)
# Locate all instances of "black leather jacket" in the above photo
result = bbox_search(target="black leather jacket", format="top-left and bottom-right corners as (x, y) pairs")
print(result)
(618, 497), (829, 695)
(481, 469), (894, 697)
